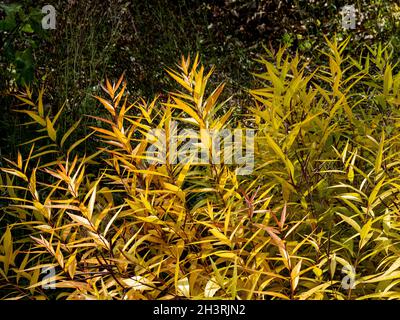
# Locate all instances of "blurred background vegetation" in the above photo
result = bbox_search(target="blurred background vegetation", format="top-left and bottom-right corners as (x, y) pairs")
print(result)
(1, 0), (400, 159)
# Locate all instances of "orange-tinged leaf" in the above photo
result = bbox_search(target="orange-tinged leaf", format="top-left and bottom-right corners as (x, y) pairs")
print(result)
(254, 223), (284, 249)
(114, 81), (126, 108)
(17, 151), (23, 170)
(106, 77), (114, 98)
(166, 97), (204, 127)
(95, 96), (115, 116)
(1, 168), (28, 182)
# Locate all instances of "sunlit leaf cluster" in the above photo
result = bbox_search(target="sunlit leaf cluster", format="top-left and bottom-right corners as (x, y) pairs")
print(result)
(2, 38), (400, 300)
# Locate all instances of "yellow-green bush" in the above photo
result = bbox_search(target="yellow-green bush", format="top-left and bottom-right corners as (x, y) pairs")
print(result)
(2, 38), (400, 300)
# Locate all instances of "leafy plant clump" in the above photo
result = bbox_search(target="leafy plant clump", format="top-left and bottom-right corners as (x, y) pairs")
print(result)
(2, 38), (400, 300)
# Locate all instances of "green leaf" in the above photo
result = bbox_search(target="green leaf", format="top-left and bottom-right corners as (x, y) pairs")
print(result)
(21, 23), (34, 33)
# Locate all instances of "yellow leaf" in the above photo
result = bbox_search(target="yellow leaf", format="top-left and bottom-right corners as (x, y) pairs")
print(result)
(87, 185), (96, 221)
(61, 119), (81, 147)
(265, 135), (295, 181)
(29, 268), (40, 294)
(163, 182), (180, 192)
(46, 116), (57, 142)
(166, 97), (204, 127)
(16, 95), (35, 107)
(95, 96), (116, 116)
(214, 251), (237, 259)
(297, 282), (337, 300)
(122, 276), (154, 291)
(177, 277), (190, 297)
(66, 252), (77, 279)
(204, 277), (221, 298)
(359, 219), (373, 249)
(14, 110), (46, 126)
(0, 168), (28, 182)
(384, 64), (393, 95)
(368, 177), (385, 207)
(17, 151), (23, 170)
(55, 242), (64, 269)
(38, 87), (44, 117)
(336, 212), (361, 233)
(209, 229), (231, 246)
(291, 259), (302, 291)
(194, 65), (204, 103)
(176, 158), (192, 188)
(87, 231), (110, 250)
(166, 69), (193, 92)
(67, 212), (93, 230)
(3, 227), (13, 275)
(136, 215), (163, 224)
(375, 131), (384, 174)
(67, 132), (95, 156)
(203, 83), (225, 117)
